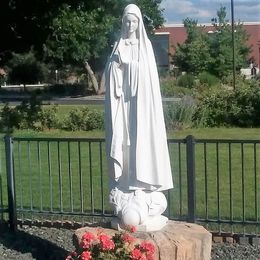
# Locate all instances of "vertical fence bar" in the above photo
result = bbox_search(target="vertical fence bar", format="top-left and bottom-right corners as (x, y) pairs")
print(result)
(186, 135), (196, 223)
(5, 135), (17, 231)
(68, 142), (73, 212)
(254, 144), (258, 228)
(89, 142), (94, 214)
(99, 142), (104, 214)
(47, 141), (53, 212)
(178, 142), (182, 217)
(57, 141), (63, 212)
(241, 143), (245, 224)
(17, 141), (23, 211)
(28, 141), (33, 211)
(204, 143), (208, 220)
(228, 143), (233, 232)
(216, 143), (220, 223)
(37, 141), (43, 212)
(78, 142), (83, 213)
(0, 140), (3, 221)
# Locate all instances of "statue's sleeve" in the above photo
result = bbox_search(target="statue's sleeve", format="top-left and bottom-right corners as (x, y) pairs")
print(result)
(109, 50), (123, 98)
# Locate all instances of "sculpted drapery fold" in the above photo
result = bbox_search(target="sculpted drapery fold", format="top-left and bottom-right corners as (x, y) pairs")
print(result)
(105, 4), (173, 192)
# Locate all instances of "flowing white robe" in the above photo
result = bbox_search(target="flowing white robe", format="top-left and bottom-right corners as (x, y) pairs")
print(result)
(105, 6), (173, 192)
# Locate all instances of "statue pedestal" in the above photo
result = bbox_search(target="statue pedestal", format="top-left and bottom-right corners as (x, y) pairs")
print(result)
(74, 220), (212, 260)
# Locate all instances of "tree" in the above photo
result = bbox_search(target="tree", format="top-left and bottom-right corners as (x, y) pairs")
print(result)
(44, 5), (116, 93)
(173, 18), (212, 74)
(44, 0), (164, 94)
(208, 6), (250, 78)
(173, 7), (250, 79)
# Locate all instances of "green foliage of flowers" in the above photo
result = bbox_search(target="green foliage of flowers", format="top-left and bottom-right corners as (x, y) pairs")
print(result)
(0, 98), (104, 133)
(164, 96), (196, 130)
(63, 107), (104, 131)
(192, 80), (260, 127)
(0, 94), (43, 132)
(67, 227), (155, 260)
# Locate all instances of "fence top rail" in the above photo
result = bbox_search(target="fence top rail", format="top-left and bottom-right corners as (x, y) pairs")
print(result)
(9, 136), (106, 142)
(4, 135), (260, 144)
(195, 139), (260, 144)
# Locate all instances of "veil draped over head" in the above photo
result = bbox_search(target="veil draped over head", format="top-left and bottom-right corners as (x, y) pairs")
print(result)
(105, 4), (173, 191)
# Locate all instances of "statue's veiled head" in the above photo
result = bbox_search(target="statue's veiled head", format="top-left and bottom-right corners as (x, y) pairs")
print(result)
(122, 4), (143, 39)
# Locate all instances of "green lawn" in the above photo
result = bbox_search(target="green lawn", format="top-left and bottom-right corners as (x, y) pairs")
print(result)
(0, 116), (260, 234)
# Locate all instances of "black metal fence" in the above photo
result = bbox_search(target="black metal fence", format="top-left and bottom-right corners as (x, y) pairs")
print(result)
(0, 135), (259, 236)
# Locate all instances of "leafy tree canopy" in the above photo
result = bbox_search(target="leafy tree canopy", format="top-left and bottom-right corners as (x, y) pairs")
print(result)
(174, 6), (250, 78)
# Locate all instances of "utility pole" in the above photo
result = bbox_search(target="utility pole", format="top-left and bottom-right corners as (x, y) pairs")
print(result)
(231, 0), (236, 90)
(257, 40), (260, 69)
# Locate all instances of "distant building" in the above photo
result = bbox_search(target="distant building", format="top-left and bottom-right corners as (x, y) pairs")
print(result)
(153, 22), (260, 69)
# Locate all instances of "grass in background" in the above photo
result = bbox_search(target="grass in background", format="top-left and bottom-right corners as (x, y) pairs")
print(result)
(0, 113), (260, 234)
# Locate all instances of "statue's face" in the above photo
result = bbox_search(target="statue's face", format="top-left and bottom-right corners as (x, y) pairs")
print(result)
(124, 14), (139, 34)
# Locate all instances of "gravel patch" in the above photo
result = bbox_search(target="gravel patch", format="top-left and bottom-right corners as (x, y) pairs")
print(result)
(211, 243), (260, 260)
(0, 225), (75, 259)
(0, 225), (260, 259)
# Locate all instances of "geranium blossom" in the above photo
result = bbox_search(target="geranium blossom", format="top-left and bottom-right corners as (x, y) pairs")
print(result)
(128, 225), (137, 233)
(67, 229), (155, 260)
(131, 248), (143, 260)
(121, 233), (135, 244)
(140, 241), (155, 254)
(99, 234), (115, 251)
(81, 250), (92, 260)
(80, 232), (96, 249)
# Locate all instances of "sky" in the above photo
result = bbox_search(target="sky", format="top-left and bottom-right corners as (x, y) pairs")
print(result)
(160, 0), (260, 24)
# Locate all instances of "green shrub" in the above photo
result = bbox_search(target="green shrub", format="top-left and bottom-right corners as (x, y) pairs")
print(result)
(0, 103), (20, 132)
(164, 96), (196, 130)
(63, 107), (104, 131)
(177, 74), (195, 88)
(197, 71), (219, 87)
(0, 95), (43, 132)
(160, 76), (193, 97)
(160, 79), (176, 97)
(192, 80), (260, 127)
(16, 95), (42, 129)
(86, 110), (104, 130)
(39, 105), (59, 130)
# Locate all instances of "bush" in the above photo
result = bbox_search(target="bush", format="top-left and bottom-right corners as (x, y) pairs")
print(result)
(0, 103), (20, 132)
(192, 80), (260, 127)
(160, 76), (193, 97)
(197, 71), (219, 87)
(177, 73), (195, 88)
(39, 105), (59, 130)
(63, 107), (104, 131)
(0, 95), (43, 132)
(164, 96), (196, 130)
(8, 51), (48, 84)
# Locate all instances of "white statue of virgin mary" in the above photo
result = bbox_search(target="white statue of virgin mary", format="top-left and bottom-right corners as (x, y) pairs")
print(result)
(105, 4), (173, 230)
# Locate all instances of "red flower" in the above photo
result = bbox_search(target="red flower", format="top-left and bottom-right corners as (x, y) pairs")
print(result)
(129, 225), (137, 233)
(99, 234), (115, 251)
(81, 251), (92, 260)
(82, 232), (95, 242)
(140, 241), (155, 254)
(121, 233), (135, 244)
(80, 232), (96, 249)
(131, 248), (143, 260)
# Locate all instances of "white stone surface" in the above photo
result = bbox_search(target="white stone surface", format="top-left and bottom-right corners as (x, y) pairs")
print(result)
(104, 4), (173, 228)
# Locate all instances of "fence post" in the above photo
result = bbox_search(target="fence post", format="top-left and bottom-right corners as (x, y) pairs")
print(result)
(5, 135), (17, 231)
(186, 135), (196, 223)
